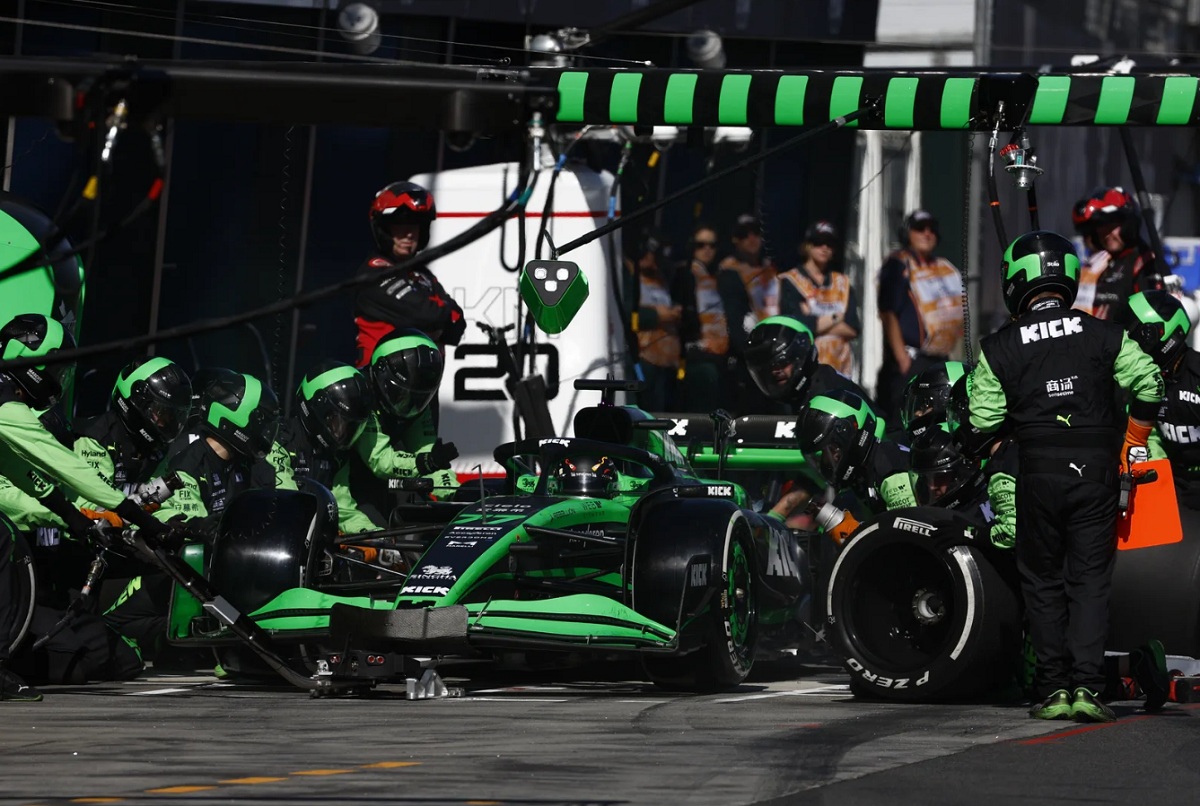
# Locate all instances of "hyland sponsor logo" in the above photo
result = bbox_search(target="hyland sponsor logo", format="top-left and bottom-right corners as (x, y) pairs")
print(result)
(401, 585), (450, 596)
(893, 517), (934, 537)
(1045, 375), (1078, 398)
(1020, 316), (1083, 344)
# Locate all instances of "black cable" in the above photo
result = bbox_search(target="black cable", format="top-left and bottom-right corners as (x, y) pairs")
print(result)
(986, 118), (1008, 252)
(1118, 126), (1171, 277)
(0, 160), (535, 374)
(555, 104), (876, 258)
(961, 132), (975, 366)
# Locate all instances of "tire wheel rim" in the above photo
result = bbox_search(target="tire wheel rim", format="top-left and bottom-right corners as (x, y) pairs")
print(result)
(728, 537), (754, 653)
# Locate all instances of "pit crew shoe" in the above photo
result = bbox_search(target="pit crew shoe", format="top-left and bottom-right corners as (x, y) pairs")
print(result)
(1071, 688), (1116, 723)
(1130, 639), (1169, 712)
(0, 669), (43, 702)
(1029, 689), (1073, 720)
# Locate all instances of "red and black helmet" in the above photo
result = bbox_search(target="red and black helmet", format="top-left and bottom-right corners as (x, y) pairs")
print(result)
(369, 181), (436, 254)
(1072, 186), (1140, 246)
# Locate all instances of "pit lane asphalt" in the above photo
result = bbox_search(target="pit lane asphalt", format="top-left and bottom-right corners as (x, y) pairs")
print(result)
(2, 661), (1196, 806)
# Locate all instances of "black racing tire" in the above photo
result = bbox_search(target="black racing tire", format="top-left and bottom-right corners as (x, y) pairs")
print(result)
(636, 502), (758, 692)
(209, 488), (327, 680)
(826, 508), (1021, 702)
(4, 530), (36, 657)
(1108, 506), (1200, 657)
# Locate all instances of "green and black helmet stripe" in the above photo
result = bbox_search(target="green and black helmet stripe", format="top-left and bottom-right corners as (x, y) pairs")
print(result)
(808, 392), (874, 430)
(1128, 290), (1193, 373)
(1129, 291), (1191, 343)
(114, 356), (174, 400)
(207, 373), (262, 430)
(300, 364), (361, 401)
(1000, 231), (1081, 314)
(755, 314), (815, 340)
(371, 331), (439, 364)
(0, 315), (66, 365)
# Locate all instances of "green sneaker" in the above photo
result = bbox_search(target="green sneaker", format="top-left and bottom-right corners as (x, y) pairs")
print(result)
(1029, 689), (1073, 720)
(213, 663), (229, 680)
(1071, 687), (1116, 723)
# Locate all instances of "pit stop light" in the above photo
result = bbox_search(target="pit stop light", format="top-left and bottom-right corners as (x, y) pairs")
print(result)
(519, 260), (589, 335)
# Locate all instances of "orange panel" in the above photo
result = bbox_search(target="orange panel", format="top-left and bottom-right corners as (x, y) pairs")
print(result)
(1118, 459), (1184, 550)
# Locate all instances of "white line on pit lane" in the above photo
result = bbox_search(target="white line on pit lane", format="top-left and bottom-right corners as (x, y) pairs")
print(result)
(126, 687), (196, 696)
(714, 684), (850, 703)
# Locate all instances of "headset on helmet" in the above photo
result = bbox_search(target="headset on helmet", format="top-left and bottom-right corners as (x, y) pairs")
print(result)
(369, 181), (436, 254)
(201, 372), (280, 460)
(112, 356), (193, 449)
(1073, 186), (1140, 246)
(549, 453), (618, 498)
(370, 329), (443, 420)
(297, 360), (374, 452)
(1001, 230), (1081, 315)
(1128, 290), (1192, 375)
(0, 313), (75, 409)
(796, 390), (879, 487)
(745, 316), (819, 401)
(910, 422), (985, 508)
(898, 209), (939, 247)
(902, 361), (968, 437)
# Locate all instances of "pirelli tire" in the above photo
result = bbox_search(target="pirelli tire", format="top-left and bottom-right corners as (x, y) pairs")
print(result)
(632, 498), (758, 692)
(209, 483), (336, 678)
(826, 507), (1021, 702)
(1108, 505), (1200, 658)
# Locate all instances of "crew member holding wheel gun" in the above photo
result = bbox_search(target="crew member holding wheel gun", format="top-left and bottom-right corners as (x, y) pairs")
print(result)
(964, 231), (1162, 723)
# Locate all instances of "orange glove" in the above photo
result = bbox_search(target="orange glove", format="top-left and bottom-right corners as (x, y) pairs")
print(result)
(81, 508), (124, 528)
(1120, 419), (1153, 476)
(814, 503), (860, 545)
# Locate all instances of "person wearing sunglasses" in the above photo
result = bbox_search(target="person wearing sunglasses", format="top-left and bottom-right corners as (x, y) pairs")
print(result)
(779, 220), (860, 377)
(876, 209), (964, 425)
(673, 224), (733, 413)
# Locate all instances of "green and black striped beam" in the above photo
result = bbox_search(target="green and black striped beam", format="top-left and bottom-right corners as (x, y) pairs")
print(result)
(534, 68), (1200, 130)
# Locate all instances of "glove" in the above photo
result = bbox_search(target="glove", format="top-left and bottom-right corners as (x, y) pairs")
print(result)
(813, 502), (860, 545)
(81, 508), (124, 529)
(1120, 419), (1154, 476)
(415, 440), (459, 475)
(986, 472), (1016, 550)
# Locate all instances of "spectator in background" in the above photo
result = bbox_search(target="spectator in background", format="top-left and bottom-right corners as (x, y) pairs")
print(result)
(876, 209), (964, 425)
(1070, 186), (1166, 325)
(673, 224), (731, 413)
(719, 214), (781, 414)
(778, 220), (860, 378)
(627, 230), (681, 413)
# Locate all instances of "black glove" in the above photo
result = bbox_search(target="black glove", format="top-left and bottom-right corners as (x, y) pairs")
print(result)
(114, 499), (167, 540)
(415, 439), (458, 475)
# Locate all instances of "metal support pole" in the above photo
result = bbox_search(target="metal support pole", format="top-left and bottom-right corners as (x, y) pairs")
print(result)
(1, 0), (25, 192)
(280, 2), (328, 416)
(147, 0), (185, 357)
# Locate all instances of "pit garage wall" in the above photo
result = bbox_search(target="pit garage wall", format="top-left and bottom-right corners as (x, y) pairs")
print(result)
(980, 0), (1200, 324)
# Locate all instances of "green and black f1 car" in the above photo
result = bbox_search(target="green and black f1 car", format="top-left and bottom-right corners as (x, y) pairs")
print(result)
(165, 396), (815, 693)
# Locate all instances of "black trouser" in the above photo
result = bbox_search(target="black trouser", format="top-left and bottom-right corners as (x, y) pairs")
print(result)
(8, 606), (143, 684)
(1016, 454), (1119, 698)
(103, 573), (172, 655)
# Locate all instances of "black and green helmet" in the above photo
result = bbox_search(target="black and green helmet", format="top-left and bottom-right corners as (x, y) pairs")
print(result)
(902, 360), (968, 437)
(1000, 231), (1081, 315)
(112, 356), (193, 448)
(1128, 290), (1192, 374)
(297, 360), (374, 452)
(797, 389), (879, 487)
(745, 315), (819, 401)
(0, 313), (76, 409)
(200, 371), (280, 460)
(909, 422), (984, 508)
(370, 329), (443, 420)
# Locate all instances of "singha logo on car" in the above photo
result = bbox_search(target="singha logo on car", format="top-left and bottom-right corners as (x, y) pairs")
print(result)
(419, 565), (456, 578)
(894, 517), (934, 537)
